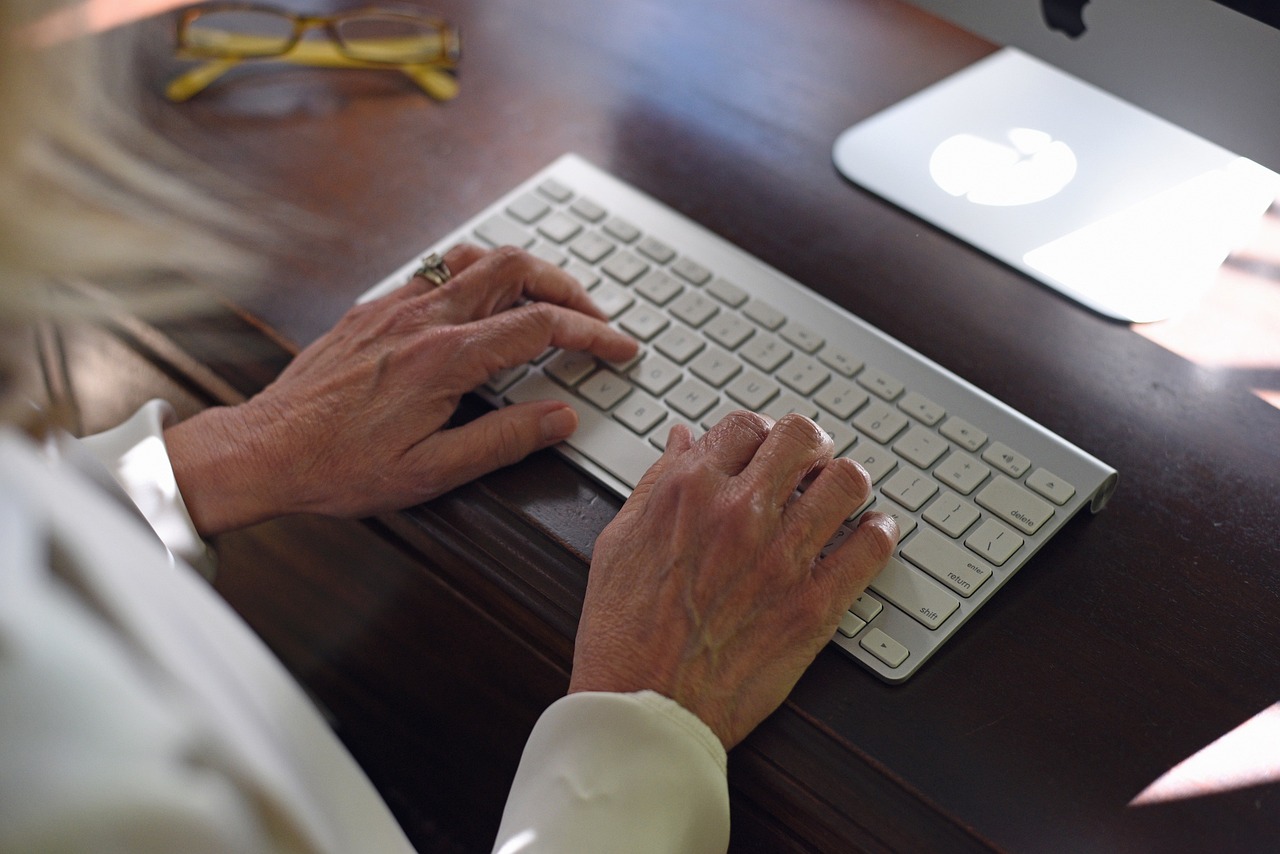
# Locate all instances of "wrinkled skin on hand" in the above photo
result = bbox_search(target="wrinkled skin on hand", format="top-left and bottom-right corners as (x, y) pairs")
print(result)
(570, 411), (899, 750)
(165, 244), (638, 535)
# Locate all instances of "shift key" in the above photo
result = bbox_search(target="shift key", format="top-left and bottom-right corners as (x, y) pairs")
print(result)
(868, 556), (959, 630)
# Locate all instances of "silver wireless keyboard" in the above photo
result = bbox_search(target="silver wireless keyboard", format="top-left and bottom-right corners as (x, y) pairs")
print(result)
(360, 154), (1118, 683)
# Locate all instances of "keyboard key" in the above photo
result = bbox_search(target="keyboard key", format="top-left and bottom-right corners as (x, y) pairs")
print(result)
(868, 557), (959, 630)
(671, 256), (712, 284)
(982, 442), (1032, 478)
(777, 355), (830, 396)
(570, 196), (607, 222)
(476, 215), (535, 248)
(506, 373), (660, 488)
(603, 216), (640, 243)
(670, 291), (721, 328)
(857, 366), (904, 401)
(838, 612), (868, 638)
(507, 194), (550, 223)
(814, 379), (869, 420)
(849, 593), (883, 622)
(565, 262), (599, 288)
(536, 178), (572, 202)
(569, 231), (615, 263)
(933, 450), (991, 495)
(635, 270), (684, 305)
(975, 476), (1054, 535)
(666, 378), (719, 420)
(744, 298), (786, 330)
(577, 370), (633, 410)
(921, 491), (981, 538)
(637, 235), (676, 263)
(537, 212), (582, 243)
(703, 312), (754, 347)
(814, 416), (858, 456)
(484, 364), (528, 394)
(853, 400), (909, 444)
(629, 353), (683, 395)
(898, 391), (945, 426)
(779, 320), (824, 353)
(706, 277), (748, 307)
(649, 417), (698, 450)
(964, 518), (1024, 566)
(1027, 468), (1076, 505)
(761, 393), (819, 422)
(700, 399), (744, 430)
(544, 350), (597, 386)
(845, 442), (897, 484)
(602, 250), (649, 284)
(939, 416), (987, 452)
(618, 303), (669, 341)
(653, 326), (705, 364)
(893, 425), (949, 469)
(902, 528), (993, 598)
(689, 346), (742, 387)
(860, 628), (909, 668)
(865, 504), (917, 538)
(740, 333), (793, 372)
(725, 370), (780, 410)
(817, 345), (862, 378)
(530, 244), (567, 267)
(613, 390), (668, 434)
(589, 281), (633, 318)
(882, 467), (939, 512)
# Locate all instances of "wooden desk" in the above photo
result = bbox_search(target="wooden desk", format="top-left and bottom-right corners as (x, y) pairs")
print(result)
(89, 0), (1280, 849)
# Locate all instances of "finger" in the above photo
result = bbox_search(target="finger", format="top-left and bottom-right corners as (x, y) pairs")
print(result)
(740, 414), (833, 508)
(693, 410), (775, 476)
(407, 400), (583, 491)
(432, 245), (608, 324)
(451, 302), (638, 387)
(814, 511), (899, 602)
(784, 456), (874, 557)
(623, 422), (695, 503)
(383, 244), (485, 304)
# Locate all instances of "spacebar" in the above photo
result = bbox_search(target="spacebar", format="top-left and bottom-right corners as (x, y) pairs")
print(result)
(505, 372), (661, 490)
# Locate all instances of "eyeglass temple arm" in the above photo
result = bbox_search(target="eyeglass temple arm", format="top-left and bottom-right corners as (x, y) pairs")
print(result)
(166, 42), (459, 102)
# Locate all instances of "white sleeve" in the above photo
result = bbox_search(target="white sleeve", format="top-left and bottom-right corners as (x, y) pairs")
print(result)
(493, 691), (730, 854)
(75, 399), (216, 578)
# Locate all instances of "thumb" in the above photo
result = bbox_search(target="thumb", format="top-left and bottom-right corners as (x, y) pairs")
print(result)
(415, 401), (580, 488)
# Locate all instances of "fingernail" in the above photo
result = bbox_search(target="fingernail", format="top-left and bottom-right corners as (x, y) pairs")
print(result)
(541, 406), (578, 442)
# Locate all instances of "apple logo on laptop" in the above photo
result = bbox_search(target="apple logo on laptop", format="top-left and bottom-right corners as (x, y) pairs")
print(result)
(928, 128), (1078, 206)
(1042, 0), (1090, 38)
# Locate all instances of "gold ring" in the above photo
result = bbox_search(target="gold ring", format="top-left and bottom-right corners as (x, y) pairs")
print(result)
(414, 252), (452, 286)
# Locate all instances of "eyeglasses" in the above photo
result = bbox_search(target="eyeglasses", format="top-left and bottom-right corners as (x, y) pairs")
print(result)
(166, 4), (461, 102)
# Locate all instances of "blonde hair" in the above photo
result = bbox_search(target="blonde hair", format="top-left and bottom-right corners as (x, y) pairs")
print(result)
(5, 3), (257, 309)
(1, 0), (267, 426)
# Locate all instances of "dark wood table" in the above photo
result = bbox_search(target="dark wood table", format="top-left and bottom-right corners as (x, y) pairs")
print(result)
(71, 0), (1280, 850)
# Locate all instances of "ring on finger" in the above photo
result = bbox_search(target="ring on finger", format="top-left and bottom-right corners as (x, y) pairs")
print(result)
(414, 252), (453, 286)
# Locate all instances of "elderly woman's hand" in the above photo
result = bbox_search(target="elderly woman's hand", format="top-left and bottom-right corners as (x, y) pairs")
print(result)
(569, 411), (898, 750)
(164, 244), (639, 535)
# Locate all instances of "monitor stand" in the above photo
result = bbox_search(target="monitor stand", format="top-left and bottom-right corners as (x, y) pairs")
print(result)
(833, 48), (1280, 323)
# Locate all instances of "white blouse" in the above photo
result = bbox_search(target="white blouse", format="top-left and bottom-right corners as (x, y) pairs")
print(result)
(0, 402), (729, 853)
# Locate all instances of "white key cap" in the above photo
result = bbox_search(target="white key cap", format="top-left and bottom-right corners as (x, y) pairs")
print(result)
(868, 557), (960, 630)
(666, 378), (719, 420)
(636, 235), (675, 263)
(740, 333), (793, 373)
(629, 353), (683, 395)
(689, 346), (742, 387)
(476, 215), (535, 248)
(725, 370), (780, 410)
(779, 320), (824, 353)
(577, 370), (633, 410)
(635, 270), (684, 305)
(603, 216), (640, 243)
(761, 393), (819, 422)
(569, 231), (615, 263)
(860, 628), (909, 667)
(671, 257), (711, 285)
(544, 350), (597, 386)
(976, 476), (1054, 535)
(845, 442), (897, 484)
(864, 504), (917, 538)
(1027, 468), (1076, 505)
(570, 197), (607, 222)
(744, 298), (786, 330)
(653, 326), (705, 363)
(882, 467), (939, 511)
(670, 291), (721, 328)
(854, 401), (909, 444)
(893, 425), (949, 469)
(777, 355), (830, 396)
(506, 373), (660, 488)
(617, 303), (669, 341)
(703, 312), (754, 347)
(901, 528), (993, 598)
(817, 345), (862, 378)
(964, 518), (1024, 567)
(898, 391), (945, 426)
(613, 390), (667, 434)
(507, 193), (550, 223)
(706, 277), (748, 307)
(939, 416), (987, 452)
(603, 250), (649, 285)
(922, 491), (981, 538)
(538, 212), (582, 243)
(933, 450), (991, 495)
(849, 593), (883, 622)
(982, 441), (1032, 478)
(857, 366), (904, 401)
(814, 379), (869, 420)
(837, 612), (867, 638)
(589, 281), (633, 319)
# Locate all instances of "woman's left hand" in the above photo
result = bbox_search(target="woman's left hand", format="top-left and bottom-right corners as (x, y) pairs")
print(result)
(164, 244), (638, 536)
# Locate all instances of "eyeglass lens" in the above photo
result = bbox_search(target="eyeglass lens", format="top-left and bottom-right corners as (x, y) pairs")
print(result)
(183, 8), (450, 63)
